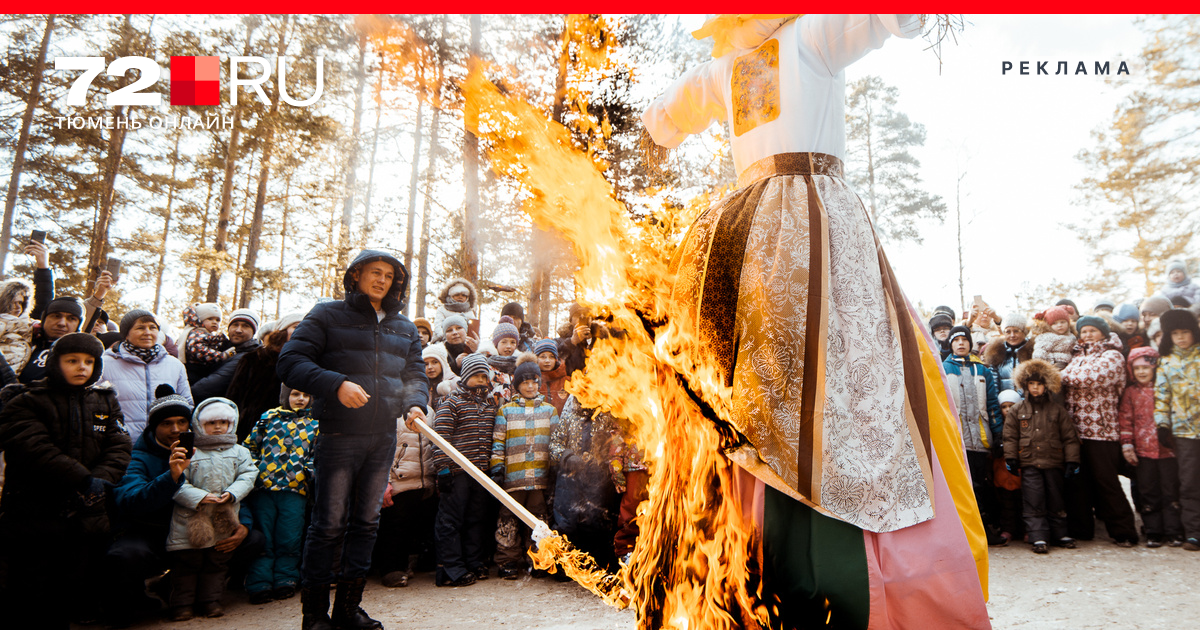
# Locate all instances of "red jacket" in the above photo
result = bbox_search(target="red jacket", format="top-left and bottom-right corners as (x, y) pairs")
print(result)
(1118, 382), (1173, 459)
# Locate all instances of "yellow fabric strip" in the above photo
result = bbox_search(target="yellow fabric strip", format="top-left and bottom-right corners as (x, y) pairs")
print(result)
(914, 318), (990, 599)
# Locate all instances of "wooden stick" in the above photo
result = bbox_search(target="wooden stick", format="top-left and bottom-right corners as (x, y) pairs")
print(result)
(411, 417), (548, 533)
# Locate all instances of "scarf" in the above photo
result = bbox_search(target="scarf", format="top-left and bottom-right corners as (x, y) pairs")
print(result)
(123, 341), (161, 364)
(488, 353), (518, 375)
(195, 431), (237, 451)
(443, 300), (472, 313)
(1004, 340), (1026, 363)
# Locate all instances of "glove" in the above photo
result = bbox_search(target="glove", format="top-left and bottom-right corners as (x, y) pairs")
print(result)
(1157, 426), (1175, 450)
(77, 476), (109, 507)
(437, 471), (453, 494)
(1005, 459), (1019, 474)
(1064, 462), (1081, 479)
(1122, 444), (1139, 466)
(489, 465), (505, 486)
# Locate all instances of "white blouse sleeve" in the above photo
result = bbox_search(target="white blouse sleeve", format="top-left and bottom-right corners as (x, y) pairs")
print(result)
(799, 14), (922, 76)
(641, 60), (726, 149)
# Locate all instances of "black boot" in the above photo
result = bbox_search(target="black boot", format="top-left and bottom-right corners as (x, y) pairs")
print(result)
(331, 578), (383, 630)
(301, 584), (335, 630)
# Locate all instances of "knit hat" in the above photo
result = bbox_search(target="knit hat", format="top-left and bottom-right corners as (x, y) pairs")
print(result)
(274, 311), (305, 334)
(45, 296), (85, 320)
(48, 332), (105, 387)
(999, 313), (1028, 333)
(1055, 299), (1078, 317)
(1093, 299), (1115, 313)
(147, 383), (193, 435)
(1167, 260), (1188, 276)
(947, 325), (971, 345)
(1170, 295), (1193, 308)
(1113, 304), (1140, 323)
(458, 353), (492, 383)
(447, 283), (471, 298)
(928, 313), (954, 332)
(193, 302), (221, 323)
(228, 308), (260, 332)
(1127, 346), (1160, 372)
(413, 317), (433, 337)
(1075, 315), (1110, 338)
(1035, 306), (1069, 326)
(441, 314), (468, 335)
(512, 354), (542, 391)
(500, 302), (525, 321)
(998, 390), (1023, 406)
(492, 316), (520, 345)
(194, 397), (238, 426)
(533, 338), (559, 359)
(933, 305), (957, 319)
(1140, 296), (1171, 317)
(120, 309), (157, 339)
(1147, 318), (1162, 341)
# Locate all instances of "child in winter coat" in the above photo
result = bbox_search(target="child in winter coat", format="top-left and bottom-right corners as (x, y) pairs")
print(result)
(1004, 359), (1080, 554)
(1113, 303), (1148, 357)
(242, 386), (318, 603)
(943, 325), (1004, 545)
(177, 303), (232, 369)
(167, 397), (257, 620)
(432, 354), (498, 587)
(1161, 260), (1200, 306)
(1154, 308), (1200, 550)
(489, 357), (558, 578)
(1032, 306), (1076, 369)
(609, 414), (648, 562)
(376, 400), (439, 588)
(0, 333), (131, 628)
(0, 278), (35, 374)
(435, 277), (479, 338)
(1119, 347), (1182, 547)
(535, 338), (570, 414)
(423, 343), (458, 413)
(486, 316), (525, 402)
(994, 389), (1026, 544)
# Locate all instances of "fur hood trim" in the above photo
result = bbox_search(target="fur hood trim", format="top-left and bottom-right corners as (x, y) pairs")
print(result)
(515, 351), (537, 367)
(0, 279), (33, 318)
(1013, 359), (1062, 394)
(981, 337), (1034, 368)
(438, 277), (478, 308)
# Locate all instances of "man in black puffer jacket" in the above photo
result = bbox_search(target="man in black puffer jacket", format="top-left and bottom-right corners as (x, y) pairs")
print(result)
(0, 332), (132, 628)
(278, 249), (428, 630)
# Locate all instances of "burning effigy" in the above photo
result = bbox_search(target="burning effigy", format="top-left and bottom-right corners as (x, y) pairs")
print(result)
(456, 14), (990, 630)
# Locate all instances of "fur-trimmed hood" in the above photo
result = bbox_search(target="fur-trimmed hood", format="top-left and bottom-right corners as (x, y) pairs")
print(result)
(438, 276), (478, 309)
(1013, 359), (1062, 394)
(0, 278), (33, 318)
(981, 337), (1034, 368)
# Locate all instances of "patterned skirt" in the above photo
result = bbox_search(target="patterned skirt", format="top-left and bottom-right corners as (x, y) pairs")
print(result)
(670, 152), (934, 534)
(671, 152), (992, 628)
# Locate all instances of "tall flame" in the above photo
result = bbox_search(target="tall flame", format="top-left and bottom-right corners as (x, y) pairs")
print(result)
(464, 63), (769, 629)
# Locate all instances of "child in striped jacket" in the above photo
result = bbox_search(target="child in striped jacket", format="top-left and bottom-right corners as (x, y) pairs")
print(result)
(489, 356), (558, 579)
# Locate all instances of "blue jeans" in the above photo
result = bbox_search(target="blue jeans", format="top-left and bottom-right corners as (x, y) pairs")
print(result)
(301, 432), (396, 587)
(246, 491), (308, 593)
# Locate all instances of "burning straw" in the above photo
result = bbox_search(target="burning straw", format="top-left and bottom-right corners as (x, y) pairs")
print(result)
(462, 66), (769, 629)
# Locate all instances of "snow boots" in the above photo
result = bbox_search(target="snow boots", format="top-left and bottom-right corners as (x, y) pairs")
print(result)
(301, 584), (335, 630)
(331, 578), (383, 630)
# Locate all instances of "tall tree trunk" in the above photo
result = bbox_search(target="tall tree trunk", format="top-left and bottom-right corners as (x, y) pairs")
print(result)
(0, 15), (55, 276)
(207, 19), (258, 302)
(402, 99), (424, 316)
(363, 61), (384, 229)
(87, 14), (135, 284)
(528, 21), (571, 333)
(415, 16), (447, 319)
(239, 15), (289, 308)
(153, 132), (183, 313)
(460, 14), (482, 284)
(335, 35), (368, 297)
(276, 172), (293, 318)
(192, 171), (216, 303)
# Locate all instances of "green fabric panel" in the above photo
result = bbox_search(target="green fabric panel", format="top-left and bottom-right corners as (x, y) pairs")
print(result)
(762, 485), (870, 630)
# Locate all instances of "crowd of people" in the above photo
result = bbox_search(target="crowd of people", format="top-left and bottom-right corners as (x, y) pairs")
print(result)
(0, 236), (1196, 627)
(0, 244), (641, 629)
(929, 258), (1200, 556)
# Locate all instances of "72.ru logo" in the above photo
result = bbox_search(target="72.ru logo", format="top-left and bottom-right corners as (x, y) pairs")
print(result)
(54, 55), (324, 107)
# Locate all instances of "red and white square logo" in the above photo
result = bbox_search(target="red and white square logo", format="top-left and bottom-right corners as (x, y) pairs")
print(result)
(170, 56), (219, 106)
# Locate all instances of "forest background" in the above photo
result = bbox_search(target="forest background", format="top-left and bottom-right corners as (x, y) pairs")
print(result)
(1, 14), (1196, 335)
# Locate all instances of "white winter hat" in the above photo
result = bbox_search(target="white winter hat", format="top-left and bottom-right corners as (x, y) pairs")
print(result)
(998, 390), (1023, 406)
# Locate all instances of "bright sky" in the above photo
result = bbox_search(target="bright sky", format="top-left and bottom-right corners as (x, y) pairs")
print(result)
(842, 14), (1147, 317)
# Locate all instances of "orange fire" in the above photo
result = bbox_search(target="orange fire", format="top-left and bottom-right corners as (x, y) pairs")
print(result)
(463, 61), (769, 629)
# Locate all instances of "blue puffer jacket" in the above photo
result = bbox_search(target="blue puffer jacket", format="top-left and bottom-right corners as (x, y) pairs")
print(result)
(277, 249), (429, 434)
